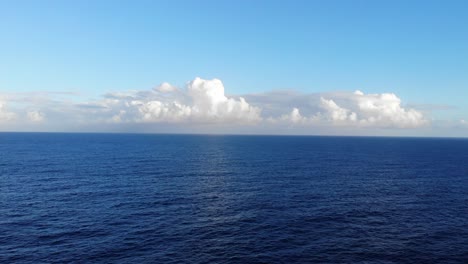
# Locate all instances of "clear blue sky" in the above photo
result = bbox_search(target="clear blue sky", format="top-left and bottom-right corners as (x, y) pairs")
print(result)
(1, 0), (467, 125)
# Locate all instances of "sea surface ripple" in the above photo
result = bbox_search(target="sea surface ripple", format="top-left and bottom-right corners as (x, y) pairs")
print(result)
(1, 133), (467, 263)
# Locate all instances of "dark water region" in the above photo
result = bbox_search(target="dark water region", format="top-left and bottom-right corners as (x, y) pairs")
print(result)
(1, 133), (467, 263)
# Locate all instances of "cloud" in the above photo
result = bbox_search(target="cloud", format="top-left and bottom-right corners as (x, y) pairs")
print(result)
(186, 78), (261, 123)
(271, 107), (310, 126)
(27, 110), (45, 122)
(269, 90), (426, 128)
(155, 82), (178, 93)
(131, 100), (192, 123)
(0, 101), (16, 122)
(406, 103), (457, 111)
(319, 97), (357, 123)
(81, 77), (262, 124)
(351, 91), (427, 128)
(0, 77), (431, 133)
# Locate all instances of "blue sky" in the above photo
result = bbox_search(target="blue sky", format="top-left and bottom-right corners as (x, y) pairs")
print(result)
(1, 0), (467, 135)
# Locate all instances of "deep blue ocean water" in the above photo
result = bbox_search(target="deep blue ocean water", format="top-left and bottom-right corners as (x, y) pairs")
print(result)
(1, 133), (468, 263)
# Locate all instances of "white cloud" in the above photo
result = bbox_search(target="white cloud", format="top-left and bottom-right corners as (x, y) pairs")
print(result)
(276, 108), (307, 124)
(289, 108), (306, 124)
(268, 90), (426, 128)
(0, 78), (431, 133)
(131, 100), (192, 122)
(79, 77), (262, 124)
(155, 82), (178, 93)
(319, 97), (357, 123)
(27, 110), (45, 122)
(0, 101), (16, 122)
(187, 78), (261, 123)
(352, 91), (426, 128)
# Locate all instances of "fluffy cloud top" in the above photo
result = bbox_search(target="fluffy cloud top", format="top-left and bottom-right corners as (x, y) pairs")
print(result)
(155, 82), (178, 93)
(319, 97), (357, 123)
(127, 77), (261, 124)
(276, 91), (427, 128)
(187, 78), (261, 122)
(0, 77), (431, 132)
(352, 91), (426, 128)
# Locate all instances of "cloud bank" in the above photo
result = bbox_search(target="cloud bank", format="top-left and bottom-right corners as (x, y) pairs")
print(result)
(0, 98), (17, 122)
(0, 77), (434, 134)
(83, 77), (261, 125)
(272, 91), (426, 128)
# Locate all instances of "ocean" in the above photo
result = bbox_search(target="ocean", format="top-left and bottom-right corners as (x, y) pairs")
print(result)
(1, 133), (467, 263)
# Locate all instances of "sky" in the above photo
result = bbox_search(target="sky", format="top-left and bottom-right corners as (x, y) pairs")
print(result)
(1, 0), (467, 136)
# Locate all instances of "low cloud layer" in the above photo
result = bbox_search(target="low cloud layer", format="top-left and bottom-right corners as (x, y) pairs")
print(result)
(77, 77), (261, 125)
(273, 91), (426, 128)
(0, 77), (437, 134)
(0, 101), (16, 122)
(130, 78), (261, 124)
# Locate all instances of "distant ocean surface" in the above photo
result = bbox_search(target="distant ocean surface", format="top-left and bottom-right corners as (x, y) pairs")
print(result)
(1, 133), (468, 263)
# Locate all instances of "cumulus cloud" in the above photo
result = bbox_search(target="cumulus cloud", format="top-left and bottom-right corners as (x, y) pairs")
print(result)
(84, 77), (262, 124)
(284, 108), (306, 124)
(155, 82), (178, 93)
(352, 91), (426, 128)
(131, 100), (192, 122)
(267, 90), (426, 128)
(0, 77), (431, 133)
(186, 78), (261, 123)
(274, 91), (426, 128)
(319, 97), (357, 123)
